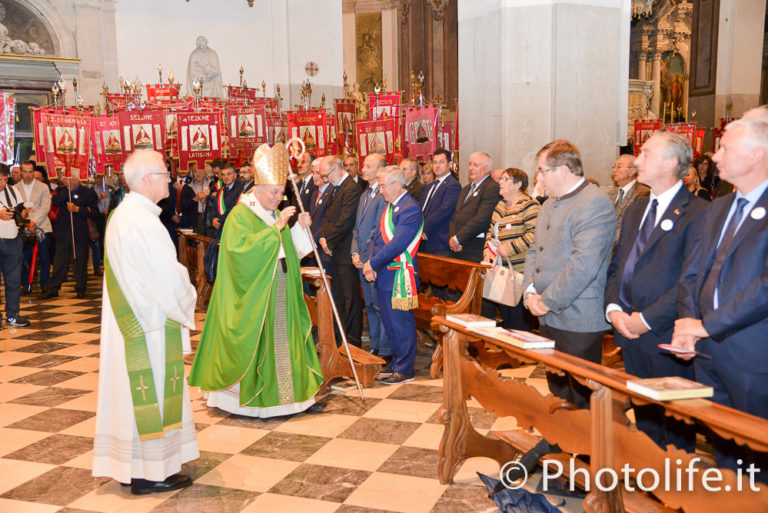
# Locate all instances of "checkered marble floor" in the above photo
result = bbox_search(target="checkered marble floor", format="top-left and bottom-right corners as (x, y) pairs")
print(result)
(0, 274), (586, 513)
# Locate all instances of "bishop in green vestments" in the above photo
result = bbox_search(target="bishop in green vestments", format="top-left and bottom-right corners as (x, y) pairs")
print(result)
(189, 144), (323, 417)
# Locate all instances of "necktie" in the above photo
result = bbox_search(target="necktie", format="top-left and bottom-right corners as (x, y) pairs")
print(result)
(331, 185), (340, 201)
(616, 187), (625, 206)
(422, 180), (440, 213)
(315, 190), (323, 207)
(299, 179), (307, 196)
(700, 197), (748, 309)
(618, 199), (658, 307)
(464, 183), (477, 204)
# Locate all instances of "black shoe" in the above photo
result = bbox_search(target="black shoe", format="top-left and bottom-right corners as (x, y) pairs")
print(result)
(380, 372), (415, 385)
(504, 440), (560, 482)
(378, 363), (393, 377)
(304, 401), (326, 414)
(6, 315), (30, 328)
(369, 348), (379, 356)
(76, 291), (86, 299)
(40, 290), (58, 299)
(130, 474), (192, 495)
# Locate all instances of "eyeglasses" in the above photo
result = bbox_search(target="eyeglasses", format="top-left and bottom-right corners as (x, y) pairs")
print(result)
(148, 172), (171, 178)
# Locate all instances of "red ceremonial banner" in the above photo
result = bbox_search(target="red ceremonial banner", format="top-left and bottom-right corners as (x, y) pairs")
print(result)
(326, 115), (337, 156)
(146, 84), (181, 103)
(118, 110), (165, 155)
(692, 127), (707, 157)
(0, 93), (14, 164)
(176, 111), (222, 171)
(368, 92), (401, 121)
(226, 86), (258, 102)
(43, 112), (91, 178)
(267, 114), (288, 146)
(438, 120), (455, 154)
(227, 104), (267, 146)
(633, 119), (662, 156)
(287, 109), (328, 157)
(33, 108), (47, 164)
(713, 127), (724, 153)
(403, 105), (439, 161)
(91, 115), (123, 174)
(356, 117), (396, 168)
(106, 93), (132, 110)
(335, 99), (356, 157)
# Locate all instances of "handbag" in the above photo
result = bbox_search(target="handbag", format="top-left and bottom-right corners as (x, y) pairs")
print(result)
(482, 220), (524, 306)
(483, 256), (524, 306)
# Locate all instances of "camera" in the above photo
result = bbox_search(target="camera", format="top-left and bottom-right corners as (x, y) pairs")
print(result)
(11, 204), (29, 227)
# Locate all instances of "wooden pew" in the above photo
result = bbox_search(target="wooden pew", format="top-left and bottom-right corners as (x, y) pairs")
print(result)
(435, 316), (768, 513)
(415, 252), (518, 377)
(175, 230), (215, 309)
(302, 268), (386, 394)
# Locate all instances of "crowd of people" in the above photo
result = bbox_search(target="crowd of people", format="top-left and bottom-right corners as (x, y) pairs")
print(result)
(13, 107), (763, 495)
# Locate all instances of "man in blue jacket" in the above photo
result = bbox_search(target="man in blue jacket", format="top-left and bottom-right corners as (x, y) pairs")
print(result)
(364, 166), (423, 384)
(419, 148), (461, 256)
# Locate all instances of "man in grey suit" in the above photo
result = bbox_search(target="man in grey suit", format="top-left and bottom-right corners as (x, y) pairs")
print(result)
(523, 140), (616, 408)
(16, 161), (52, 294)
(351, 153), (390, 360)
(608, 154), (649, 244)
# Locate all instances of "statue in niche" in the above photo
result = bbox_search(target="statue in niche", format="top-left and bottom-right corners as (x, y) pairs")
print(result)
(187, 36), (223, 98)
(0, 22), (44, 55)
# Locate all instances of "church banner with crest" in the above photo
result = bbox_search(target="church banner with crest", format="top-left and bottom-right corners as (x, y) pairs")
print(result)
(146, 84), (181, 103)
(438, 120), (455, 154)
(91, 115), (123, 174)
(43, 112), (91, 178)
(267, 113), (288, 146)
(226, 86), (258, 103)
(287, 109), (327, 157)
(118, 110), (165, 155)
(356, 117), (396, 168)
(369, 92), (401, 121)
(403, 105), (439, 161)
(335, 98), (356, 157)
(633, 119), (662, 156)
(176, 111), (221, 171)
(33, 108), (47, 164)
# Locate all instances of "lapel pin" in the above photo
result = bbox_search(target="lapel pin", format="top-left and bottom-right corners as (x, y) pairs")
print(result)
(395, 206), (400, 213)
(674, 208), (680, 215)
(473, 191), (478, 197)
(751, 207), (765, 220)
(73, 194), (78, 199)
(318, 199), (322, 205)
(660, 219), (674, 231)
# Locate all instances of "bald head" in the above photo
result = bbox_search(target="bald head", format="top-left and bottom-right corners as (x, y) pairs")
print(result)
(742, 105), (768, 122)
(124, 150), (166, 189)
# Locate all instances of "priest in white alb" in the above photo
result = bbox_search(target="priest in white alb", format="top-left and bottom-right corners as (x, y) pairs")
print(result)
(92, 150), (199, 495)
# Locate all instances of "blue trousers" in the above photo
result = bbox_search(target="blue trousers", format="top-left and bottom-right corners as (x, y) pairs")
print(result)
(0, 237), (23, 317)
(359, 270), (390, 356)
(376, 268), (417, 375)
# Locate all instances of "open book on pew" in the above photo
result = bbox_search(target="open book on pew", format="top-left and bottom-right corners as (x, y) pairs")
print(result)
(467, 326), (556, 349)
(626, 376), (714, 401)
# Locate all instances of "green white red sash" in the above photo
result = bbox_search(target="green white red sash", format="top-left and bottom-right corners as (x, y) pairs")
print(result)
(380, 203), (423, 310)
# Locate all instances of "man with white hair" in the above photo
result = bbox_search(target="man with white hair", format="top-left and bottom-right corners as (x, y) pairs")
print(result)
(190, 144), (324, 417)
(448, 151), (501, 261)
(673, 117), (768, 479)
(92, 150), (199, 495)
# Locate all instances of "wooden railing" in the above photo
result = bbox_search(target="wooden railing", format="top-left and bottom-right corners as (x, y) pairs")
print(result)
(434, 316), (768, 513)
(176, 230), (215, 310)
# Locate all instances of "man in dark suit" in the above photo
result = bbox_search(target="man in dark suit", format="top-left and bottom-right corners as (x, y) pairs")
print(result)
(308, 159), (332, 270)
(285, 151), (316, 224)
(605, 132), (706, 452)
(352, 154), (390, 360)
(364, 165), (423, 384)
(608, 154), (650, 245)
(401, 158), (425, 202)
(44, 175), (98, 299)
(319, 156), (364, 347)
(344, 155), (365, 190)
(448, 152), (502, 262)
(420, 148), (461, 256)
(210, 162), (243, 238)
(673, 117), (768, 477)
(165, 170), (196, 249)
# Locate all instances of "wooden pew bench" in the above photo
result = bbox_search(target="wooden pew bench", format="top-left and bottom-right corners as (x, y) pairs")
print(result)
(302, 269), (385, 394)
(176, 230), (215, 309)
(416, 252), (518, 377)
(434, 316), (768, 513)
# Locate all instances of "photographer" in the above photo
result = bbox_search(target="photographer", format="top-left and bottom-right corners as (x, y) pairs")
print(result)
(0, 165), (30, 327)
(15, 160), (52, 294)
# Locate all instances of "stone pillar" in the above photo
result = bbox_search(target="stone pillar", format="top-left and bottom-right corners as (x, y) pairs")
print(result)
(458, 0), (629, 186)
(637, 52), (647, 81)
(651, 52), (661, 118)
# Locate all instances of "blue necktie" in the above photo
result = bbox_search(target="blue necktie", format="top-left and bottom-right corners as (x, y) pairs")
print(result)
(618, 199), (658, 307)
(701, 197), (748, 309)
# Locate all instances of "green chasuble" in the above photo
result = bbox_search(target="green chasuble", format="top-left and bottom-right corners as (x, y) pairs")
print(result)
(189, 203), (323, 407)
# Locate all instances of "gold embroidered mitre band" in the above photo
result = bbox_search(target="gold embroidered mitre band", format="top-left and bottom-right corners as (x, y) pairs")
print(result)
(252, 143), (289, 186)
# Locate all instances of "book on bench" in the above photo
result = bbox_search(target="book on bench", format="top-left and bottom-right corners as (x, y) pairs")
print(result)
(445, 313), (496, 328)
(468, 326), (555, 349)
(626, 376), (714, 401)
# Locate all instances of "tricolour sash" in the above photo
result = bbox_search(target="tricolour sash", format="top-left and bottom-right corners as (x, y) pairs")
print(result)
(104, 251), (184, 441)
(381, 203), (423, 310)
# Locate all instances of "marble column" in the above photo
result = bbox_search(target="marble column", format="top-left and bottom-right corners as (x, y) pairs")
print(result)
(457, 0), (630, 186)
(651, 52), (661, 118)
(637, 52), (647, 81)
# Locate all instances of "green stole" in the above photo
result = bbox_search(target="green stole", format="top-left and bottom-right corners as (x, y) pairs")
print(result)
(104, 251), (184, 441)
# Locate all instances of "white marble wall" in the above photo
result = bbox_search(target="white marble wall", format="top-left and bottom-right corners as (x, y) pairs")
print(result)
(458, 0), (628, 186)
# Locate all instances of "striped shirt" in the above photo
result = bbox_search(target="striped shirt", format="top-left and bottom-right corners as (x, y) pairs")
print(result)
(485, 194), (540, 272)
